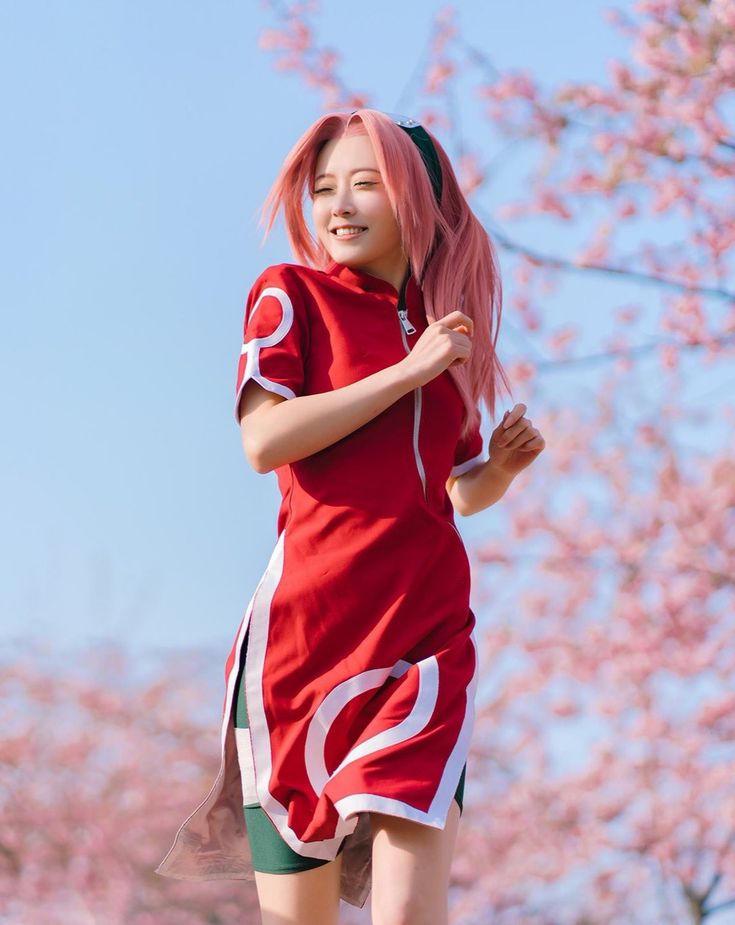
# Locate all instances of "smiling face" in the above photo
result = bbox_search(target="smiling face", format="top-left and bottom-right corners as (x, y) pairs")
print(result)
(311, 131), (408, 291)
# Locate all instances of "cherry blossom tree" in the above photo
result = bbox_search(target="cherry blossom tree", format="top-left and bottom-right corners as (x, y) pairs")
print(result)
(0, 642), (262, 924)
(256, 1), (735, 922)
(5, 2), (733, 923)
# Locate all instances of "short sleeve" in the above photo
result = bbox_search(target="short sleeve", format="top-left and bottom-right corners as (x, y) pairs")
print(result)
(234, 266), (308, 424)
(450, 406), (489, 477)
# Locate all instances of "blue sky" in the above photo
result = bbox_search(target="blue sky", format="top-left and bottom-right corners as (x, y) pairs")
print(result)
(3, 0), (645, 662)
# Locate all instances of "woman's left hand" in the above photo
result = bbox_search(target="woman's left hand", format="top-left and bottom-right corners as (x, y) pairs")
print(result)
(488, 403), (545, 476)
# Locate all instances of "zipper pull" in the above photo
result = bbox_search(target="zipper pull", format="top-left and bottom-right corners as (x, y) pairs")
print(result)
(398, 308), (416, 335)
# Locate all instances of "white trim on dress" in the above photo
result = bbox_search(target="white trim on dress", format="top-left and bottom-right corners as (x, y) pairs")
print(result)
(450, 449), (489, 478)
(234, 286), (297, 423)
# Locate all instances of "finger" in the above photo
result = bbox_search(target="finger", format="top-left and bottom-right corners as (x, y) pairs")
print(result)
(503, 429), (536, 450)
(430, 310), (474, 328)
(449, 323), (473, 343)
(509, 428), (543, 451)
(452, 313), (474, 332)
(498, 419), (531, 445)
(502, 402), (527, 429)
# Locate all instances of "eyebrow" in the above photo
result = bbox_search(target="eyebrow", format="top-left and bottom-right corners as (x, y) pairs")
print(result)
(314, 167), (381, 181)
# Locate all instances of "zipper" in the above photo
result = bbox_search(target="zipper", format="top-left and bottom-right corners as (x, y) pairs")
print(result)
(398, 307), (416, 336)
(395, 287), (427, 502)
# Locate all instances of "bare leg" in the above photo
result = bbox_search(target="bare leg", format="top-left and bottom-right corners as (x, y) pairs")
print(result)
(252, 853), (343, 925)
(370, 800), (461, 925)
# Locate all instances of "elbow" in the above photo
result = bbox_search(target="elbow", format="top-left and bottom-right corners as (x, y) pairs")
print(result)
(448, 482), (472, 518)
(450, 494), (472, 519)
(251, 454), (273, 476)
(241, 430), (274, 475)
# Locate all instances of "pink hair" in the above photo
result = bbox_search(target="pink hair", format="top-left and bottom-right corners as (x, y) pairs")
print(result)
(257, 109), (512, 440)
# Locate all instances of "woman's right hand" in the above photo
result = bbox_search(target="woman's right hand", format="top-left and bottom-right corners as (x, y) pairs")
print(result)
(399, 310), (474, 388)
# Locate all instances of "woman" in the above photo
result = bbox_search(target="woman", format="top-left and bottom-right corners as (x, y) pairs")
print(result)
(156, 109), (545, 925)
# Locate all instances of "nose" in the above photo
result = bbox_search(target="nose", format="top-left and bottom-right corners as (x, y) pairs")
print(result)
(331, 189), (355, 216)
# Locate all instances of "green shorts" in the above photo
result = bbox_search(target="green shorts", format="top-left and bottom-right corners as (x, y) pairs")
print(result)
(234, 664), (466, 874)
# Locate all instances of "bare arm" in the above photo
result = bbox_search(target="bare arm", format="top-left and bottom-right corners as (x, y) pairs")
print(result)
(239, 309), (476, 474)
(239, 360), (419, 473)
(445, 462), (515, 517)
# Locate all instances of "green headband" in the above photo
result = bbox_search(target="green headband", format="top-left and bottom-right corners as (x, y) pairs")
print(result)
(349, 110), (444, 208)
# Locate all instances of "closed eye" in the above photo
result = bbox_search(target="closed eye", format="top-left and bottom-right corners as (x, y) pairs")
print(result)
(313, 181), (376, 194)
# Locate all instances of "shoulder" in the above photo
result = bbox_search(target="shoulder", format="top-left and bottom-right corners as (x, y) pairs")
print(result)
(249, 263), (334, 316)
(245, 265), (308, 320)
(251, 262), (329, 293)
(245, 264), (328, 345)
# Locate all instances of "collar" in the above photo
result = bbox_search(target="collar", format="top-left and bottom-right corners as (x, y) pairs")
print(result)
(325, 259), (422, 303)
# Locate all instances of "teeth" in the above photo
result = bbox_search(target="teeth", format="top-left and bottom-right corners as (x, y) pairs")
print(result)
(334, 227), (366, 236)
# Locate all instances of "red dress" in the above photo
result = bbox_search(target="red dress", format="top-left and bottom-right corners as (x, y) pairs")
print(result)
(156, 259), (488, 909)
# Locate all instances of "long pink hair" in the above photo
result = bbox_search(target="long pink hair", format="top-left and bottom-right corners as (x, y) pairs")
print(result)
(257, 109), (512, 441)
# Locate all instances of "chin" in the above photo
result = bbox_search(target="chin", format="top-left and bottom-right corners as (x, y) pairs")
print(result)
(328, 245), (372, 262)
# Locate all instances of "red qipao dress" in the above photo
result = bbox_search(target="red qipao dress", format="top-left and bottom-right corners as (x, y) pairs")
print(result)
(156, 259), (488, 909)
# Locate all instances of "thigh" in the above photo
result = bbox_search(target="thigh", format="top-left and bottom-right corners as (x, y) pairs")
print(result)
(370, 799), (462, 925)
(253, 857), (343, 925)
(234, 657), (343, 924)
